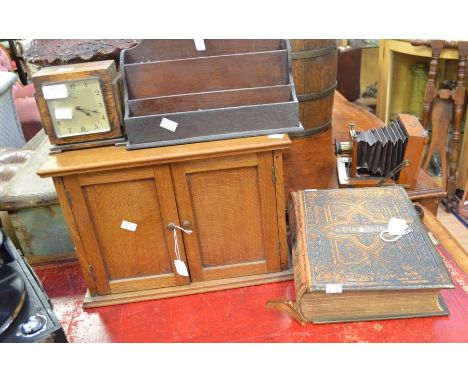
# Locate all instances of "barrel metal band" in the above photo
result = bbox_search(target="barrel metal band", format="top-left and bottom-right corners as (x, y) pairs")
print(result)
(288, 120), (332, 138)
(297, 81), (337, 102)
(291, 46), (336, 60)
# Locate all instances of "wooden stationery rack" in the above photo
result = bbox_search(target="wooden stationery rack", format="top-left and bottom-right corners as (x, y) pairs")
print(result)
(120, 39), (303, 149)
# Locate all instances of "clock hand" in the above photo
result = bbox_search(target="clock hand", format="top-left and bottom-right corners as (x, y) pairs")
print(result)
(75, 106), (94, 117)
(78, 106), (100, 114)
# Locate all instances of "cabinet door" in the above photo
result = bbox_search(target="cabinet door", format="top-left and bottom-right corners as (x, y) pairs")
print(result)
(63, 165), (190, 295)
(171, 152), (281, 282)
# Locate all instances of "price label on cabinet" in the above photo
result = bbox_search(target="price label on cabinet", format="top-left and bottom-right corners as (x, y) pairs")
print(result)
(121, 220), (137, 232)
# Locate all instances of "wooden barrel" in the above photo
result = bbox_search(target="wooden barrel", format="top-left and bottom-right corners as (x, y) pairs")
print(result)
(289, 40), (338, 137)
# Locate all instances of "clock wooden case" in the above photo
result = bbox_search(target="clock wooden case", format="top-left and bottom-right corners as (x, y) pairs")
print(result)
(32, 60), (123, 149)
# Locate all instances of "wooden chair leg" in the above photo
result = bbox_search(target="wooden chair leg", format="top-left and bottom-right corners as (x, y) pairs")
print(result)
(458, 180), (468, 219)
(422, 98), (453, 191)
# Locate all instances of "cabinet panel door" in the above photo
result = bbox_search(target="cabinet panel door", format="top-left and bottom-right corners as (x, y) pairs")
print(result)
(63, 165), (189, 295)
(171, 152), (281, 282)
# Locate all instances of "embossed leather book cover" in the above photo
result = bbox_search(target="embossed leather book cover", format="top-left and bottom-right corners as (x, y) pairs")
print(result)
(285, 186), (454, 323)
(301, 186), (453, 291)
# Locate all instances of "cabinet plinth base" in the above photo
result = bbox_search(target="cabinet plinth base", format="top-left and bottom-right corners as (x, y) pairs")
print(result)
(83, 269), (293, 308)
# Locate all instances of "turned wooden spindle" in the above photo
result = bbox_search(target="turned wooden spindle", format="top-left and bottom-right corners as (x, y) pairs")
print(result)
(411, 40), (445, 129)
(447, 42), (468, 210)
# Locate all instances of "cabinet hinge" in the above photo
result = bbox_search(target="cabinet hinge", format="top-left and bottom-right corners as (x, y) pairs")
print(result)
(65, 188), (73, 207)
(272, 165), (276, 184)
(88, 264), (97, 282)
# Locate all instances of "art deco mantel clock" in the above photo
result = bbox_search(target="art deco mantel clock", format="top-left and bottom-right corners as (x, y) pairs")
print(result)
(32, 60), (124, 151)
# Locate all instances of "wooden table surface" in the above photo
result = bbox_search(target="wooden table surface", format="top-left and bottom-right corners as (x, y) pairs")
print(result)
(29, 91), (468, 343)
(283, 92), (444, 203)
(33, 238), (468, 342)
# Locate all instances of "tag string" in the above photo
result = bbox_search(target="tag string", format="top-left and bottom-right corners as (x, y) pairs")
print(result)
(173, 230), (181, 261)
(172, 225), (192, 261)
(379, 228), (412, 242)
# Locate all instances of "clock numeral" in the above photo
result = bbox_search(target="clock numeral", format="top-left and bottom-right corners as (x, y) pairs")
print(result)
(94, 124), (99, 130)
(98, 103), (103, 108)
(84, 82), (88, 88)
(95, 90), (100, 95)
(68, 128), (72, 133)
(81, 126), (87, 132)
(57, 120), (61, 126)
(102, 115), (106, 120)
(69, 83), (76, 90)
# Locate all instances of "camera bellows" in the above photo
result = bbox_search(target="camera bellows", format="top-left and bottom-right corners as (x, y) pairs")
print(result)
(356, 121), (408, 179)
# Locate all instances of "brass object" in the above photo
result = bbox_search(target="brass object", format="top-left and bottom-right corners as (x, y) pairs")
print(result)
(167, 221), (191, 230)
(334, 140), (352, 156)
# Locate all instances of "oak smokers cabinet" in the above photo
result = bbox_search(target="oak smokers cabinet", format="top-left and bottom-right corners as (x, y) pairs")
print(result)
(37, 135), (292, 307)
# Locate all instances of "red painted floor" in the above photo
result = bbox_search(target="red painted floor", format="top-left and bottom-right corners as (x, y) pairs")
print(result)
(33, 244), (468, 343)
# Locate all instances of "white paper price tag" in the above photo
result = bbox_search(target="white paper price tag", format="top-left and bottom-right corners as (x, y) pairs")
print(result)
(194, 39), (206, 51)
(325, 284), (343, 294)
(174, 260), (189, 276)
(54, 108), (73, 120)
(57, 67), (75, 73)
(387, 218), (409, 236)
(267, 134), (285, 139)
(42, 84), (68, 100)
(121, 220), (137, 232)
(160, 117), (178, 132)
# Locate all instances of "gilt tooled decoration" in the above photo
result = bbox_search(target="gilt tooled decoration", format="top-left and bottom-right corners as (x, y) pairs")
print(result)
(302, 187), (452, 290)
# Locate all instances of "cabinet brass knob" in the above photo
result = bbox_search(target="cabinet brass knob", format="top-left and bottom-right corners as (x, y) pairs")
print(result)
(167, 221), (191, 231)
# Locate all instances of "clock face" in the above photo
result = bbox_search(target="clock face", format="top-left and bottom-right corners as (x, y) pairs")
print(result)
(43, 77), (111, 138)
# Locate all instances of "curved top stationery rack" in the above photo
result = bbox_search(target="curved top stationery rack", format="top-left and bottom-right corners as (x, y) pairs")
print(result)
(120, 39), (302, 149)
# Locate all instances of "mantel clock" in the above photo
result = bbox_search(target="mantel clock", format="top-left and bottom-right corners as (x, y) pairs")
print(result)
(32, 60), (124, 151)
